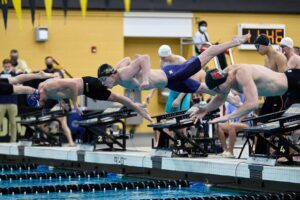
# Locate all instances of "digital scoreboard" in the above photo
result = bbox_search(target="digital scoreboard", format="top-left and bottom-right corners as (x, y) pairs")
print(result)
(238, 24), (285, 50)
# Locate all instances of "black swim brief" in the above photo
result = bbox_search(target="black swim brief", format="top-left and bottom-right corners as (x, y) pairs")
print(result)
(162, 56), (201, 93)
(82, 76), (111, 100)
(284, 69), (300, 100)
(0, 78), (13, 95)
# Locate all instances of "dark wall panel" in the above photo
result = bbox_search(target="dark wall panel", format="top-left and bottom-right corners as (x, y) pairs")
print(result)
(11, 0), (300, 14)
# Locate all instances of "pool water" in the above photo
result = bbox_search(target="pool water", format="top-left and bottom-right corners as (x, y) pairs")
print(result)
(0, 165), (251, 200)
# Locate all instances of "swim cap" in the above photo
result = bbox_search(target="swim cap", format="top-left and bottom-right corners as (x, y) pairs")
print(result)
(205, 68), (228, 90)
(158, 45), (172, 57)
(254, 34), (270, 46)
(98, 64), (116, 77)
(280, 37), (294, 49)
(26, 91), (40, 108)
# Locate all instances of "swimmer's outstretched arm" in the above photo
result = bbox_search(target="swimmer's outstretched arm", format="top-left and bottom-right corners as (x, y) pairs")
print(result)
(209, 70), (259, 123)
(108, 92), (152, 122)
(8, 71), (56, 85)
(196, 83), (241, 107)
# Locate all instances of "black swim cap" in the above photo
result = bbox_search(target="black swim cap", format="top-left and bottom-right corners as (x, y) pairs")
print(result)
(98, 64), (116, 77)
(254, 34), (270, 46)
(205, 68), (228, 90)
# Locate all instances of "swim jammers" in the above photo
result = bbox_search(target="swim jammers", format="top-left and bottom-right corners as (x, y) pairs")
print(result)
(284, 69), (300, 100)
(0, 78), (13, 95)
(82, 76), (111, 100)
(162, 56), (201, 93)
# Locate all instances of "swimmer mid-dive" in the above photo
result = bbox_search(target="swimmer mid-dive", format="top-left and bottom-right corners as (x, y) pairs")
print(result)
(37, 76), (152, 122)
(97, 34), (250, 95)
(190, 64), (300, 124)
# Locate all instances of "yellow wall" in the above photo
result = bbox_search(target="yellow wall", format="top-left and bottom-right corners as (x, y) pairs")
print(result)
(124, 37), (182, 132)
(193, 13), (300, 65)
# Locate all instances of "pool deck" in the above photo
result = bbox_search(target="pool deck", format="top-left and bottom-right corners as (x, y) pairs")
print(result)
(0, 143), (299, 192)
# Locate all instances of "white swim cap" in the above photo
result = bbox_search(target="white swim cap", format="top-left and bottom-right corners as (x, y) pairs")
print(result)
(158, 45), (172, 57)
(280, 37), (294, 49)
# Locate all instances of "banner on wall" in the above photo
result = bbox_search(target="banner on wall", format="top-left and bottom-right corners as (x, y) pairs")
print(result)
(0, 0), (9, 29)
(62, 0), (68, 18)
(80, 0), (88, 17)
(28, 0), (36, 25)
(12, 0), (22, 29)
(166, 0), (173, 6)
(124, 0), (130, 12)
(44, 0), (52, 22)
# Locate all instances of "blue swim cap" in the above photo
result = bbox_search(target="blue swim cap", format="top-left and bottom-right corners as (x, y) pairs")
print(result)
(26, 91), (40, 108)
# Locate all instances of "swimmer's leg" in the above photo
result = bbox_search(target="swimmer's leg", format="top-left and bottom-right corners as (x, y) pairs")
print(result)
(199, 34), (250, 67)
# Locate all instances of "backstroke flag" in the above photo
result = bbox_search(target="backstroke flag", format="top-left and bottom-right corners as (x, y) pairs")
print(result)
(124, 0), (130, 12)
(28, 0), (36, 25)
(44, 0), (52, 22)
(80, 0), (88, 17)
(0, 0), (8, 30)
(12, 0), (22, 29)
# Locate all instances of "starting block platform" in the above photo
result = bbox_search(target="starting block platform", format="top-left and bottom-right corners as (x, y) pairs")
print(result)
(0, 143), (299, 192)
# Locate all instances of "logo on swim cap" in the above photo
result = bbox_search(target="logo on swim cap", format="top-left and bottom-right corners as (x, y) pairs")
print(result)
(205, 68), (227, 90)
(98, 64), (116, 77)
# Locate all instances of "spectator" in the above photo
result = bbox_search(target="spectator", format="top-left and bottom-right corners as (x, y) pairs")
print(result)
(0, 59), (18, 142)
(43, 56), (64, 78)
(193, 20), (209, 55)
(10, 49), (31, 74)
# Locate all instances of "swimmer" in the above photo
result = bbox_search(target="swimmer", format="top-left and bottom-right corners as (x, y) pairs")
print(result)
(255, 34), (287, 72)
(37, 76), (152, 122)
(98, 34), (251, 95)
(280, 37), (300, 69)
(190, 65), (300, 123)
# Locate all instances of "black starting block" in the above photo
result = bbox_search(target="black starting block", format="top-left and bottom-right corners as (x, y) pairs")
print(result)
(240, 103), (300, 163)
(17, 109), (69, 146)
(148, 109), (219, 157)
(77, 107), (137, 151)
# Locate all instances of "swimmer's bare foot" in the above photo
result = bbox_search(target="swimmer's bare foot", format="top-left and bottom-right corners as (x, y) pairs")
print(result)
(63, 143), (76, 147)
(232, 33), (251, 45)
(140, 81), (150, 90)
(38, 71), (57, 79)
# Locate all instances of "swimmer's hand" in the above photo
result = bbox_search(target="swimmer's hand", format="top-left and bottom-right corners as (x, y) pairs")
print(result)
(59, 100), (70, 112)
(137, 106), (152, 122)
(74, 103), (83, 116)
(140, 81), (150, 90)
(209, 115), (229, 124)
(189, 106), (208, 124)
